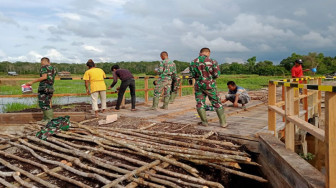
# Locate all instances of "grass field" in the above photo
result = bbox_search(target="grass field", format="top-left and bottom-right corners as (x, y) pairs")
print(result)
(0, 74), (285, 112)
(0, 74), (284, 96)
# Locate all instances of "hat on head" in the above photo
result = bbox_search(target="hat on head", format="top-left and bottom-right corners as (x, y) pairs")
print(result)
(295, 59), (303, 64)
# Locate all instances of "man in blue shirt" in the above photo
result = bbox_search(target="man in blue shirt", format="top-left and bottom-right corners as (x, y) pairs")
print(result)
(222, 81), (250, 108)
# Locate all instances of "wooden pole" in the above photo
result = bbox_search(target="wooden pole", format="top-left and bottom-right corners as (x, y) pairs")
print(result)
(285, 86), (295, 151)
(121, 94), (126, 109)
(144, 77), (149, 103)
(312, 79), (318, 115)
(178, 78), (183, 97)
(325, 92), (336, 188)
(192, 79), (196, 94)
(318, 78), (322, 116)
(282, 85), (286, 122)
(303, 80), (309, 121)
(268, 82), (276, 135)
(294, 87), (300, 116)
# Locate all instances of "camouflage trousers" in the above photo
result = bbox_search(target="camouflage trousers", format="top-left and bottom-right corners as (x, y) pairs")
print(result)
(171, 77), (181, 94)
(195, 88), (223, 110)
(38, 92), (53, 110)
(36, 116), (71, 140)
(154, 78), (172, 98)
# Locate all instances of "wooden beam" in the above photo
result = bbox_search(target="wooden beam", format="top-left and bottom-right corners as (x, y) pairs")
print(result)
(268, 105), (285, 117)
(0, 112), (87, 124)
(268, 82), (276, 135)
(325, 92), (336, 188)
(285, 86), (295, 151)
(286, 115), (325, 141)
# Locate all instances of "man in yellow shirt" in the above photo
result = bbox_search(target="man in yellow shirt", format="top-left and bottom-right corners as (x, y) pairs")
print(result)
(83, 59), (107, 117)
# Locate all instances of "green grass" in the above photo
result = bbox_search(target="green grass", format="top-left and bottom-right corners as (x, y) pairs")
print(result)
(0, 74), (286, 97)
(2, 102), (38, 113)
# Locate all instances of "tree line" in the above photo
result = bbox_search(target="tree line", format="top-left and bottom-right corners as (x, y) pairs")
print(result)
(0, 52), (335, 76)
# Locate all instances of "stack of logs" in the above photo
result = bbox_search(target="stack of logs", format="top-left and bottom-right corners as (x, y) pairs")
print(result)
(0, 120), (267, 188)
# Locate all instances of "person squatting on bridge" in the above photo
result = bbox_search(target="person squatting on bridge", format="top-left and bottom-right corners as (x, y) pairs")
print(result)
(150, 51), (177, 110)
(222, 81), (250, 108)
(190, 47), (227, 128)
(83, 59), (107, 117)
(25, 57), (57, 125)
(108, 65), (136, 111)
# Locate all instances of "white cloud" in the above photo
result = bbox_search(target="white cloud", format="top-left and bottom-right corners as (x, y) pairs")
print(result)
(258, 44), (272, 51)
(0, 12), (19, 26)
(82, 45), (103, 53)
(302, 31), (333, 47)
(181, 33), (249, 52)
(294, 8), (307, 16)
(56, 13), (81, 20)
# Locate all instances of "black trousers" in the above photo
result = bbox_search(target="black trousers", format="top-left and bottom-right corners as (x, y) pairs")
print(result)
(116, 79), (136, 110)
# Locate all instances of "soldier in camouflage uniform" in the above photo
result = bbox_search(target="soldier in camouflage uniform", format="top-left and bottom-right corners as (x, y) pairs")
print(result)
(190, 48), (227, 127)
(26, 57), (57, 125)
(150, 51), (176, 110)
(169, 73), (181, 103)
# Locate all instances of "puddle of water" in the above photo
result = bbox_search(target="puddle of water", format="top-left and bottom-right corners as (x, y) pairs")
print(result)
(0, 96), (144, 113)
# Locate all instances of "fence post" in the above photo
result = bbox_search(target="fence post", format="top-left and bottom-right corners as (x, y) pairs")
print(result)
(318, 78), (322, 116)
(282, 85), (285, 122)
(179, 77), (183, 97)
(192, 78), (196, 94)
(268, 82), (276, 135)
(144, 77), (149, 103)
(285, 86), (295, 151)
(325, 92), (336, 188)
(303, 79), (309, 121)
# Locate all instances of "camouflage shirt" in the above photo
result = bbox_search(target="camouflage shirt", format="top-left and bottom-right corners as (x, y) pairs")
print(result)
(38, 65), (57, 92)
(190, 55), (220, 89)
(158, 59), (176, 80)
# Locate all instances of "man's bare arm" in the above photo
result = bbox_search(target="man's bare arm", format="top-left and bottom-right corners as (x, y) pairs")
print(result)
(25, 74), (47, 86)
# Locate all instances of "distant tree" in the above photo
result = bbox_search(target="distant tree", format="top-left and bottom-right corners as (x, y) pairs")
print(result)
(279, 53), (303, 71)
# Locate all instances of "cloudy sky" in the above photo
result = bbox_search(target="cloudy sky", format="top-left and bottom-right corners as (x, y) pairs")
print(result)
(0, 0), (335, 64)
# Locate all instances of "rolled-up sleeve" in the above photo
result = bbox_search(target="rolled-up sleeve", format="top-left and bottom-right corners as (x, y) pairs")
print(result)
(110, 71), (118, 88)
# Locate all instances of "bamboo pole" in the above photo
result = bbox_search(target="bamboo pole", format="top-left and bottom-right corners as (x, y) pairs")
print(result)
(79, 125), (200, 175)
(102, 160), (161, 188)
(12, 172), (36, 188)
(0, 177), (18, 188)
(0, 158), (58, 188)
(0, 150), (90, 188)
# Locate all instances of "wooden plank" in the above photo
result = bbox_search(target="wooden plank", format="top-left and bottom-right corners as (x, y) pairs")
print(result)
(258, 134), (325, 188)
(268, 105), (285, 117)
(286, 116), (325, 141)
(285, 86), (295, 151)
(268, 82), (276, 135)
(0, 112), (87, 124)
(325, 92), (336, 188)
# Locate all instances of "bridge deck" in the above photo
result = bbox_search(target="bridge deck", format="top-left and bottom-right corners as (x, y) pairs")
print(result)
(110, 94), (281, 140)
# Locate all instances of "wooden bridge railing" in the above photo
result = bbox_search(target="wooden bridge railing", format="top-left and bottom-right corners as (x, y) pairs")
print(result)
(0, 76), (195, 106)
(268, 76), (336, 188)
